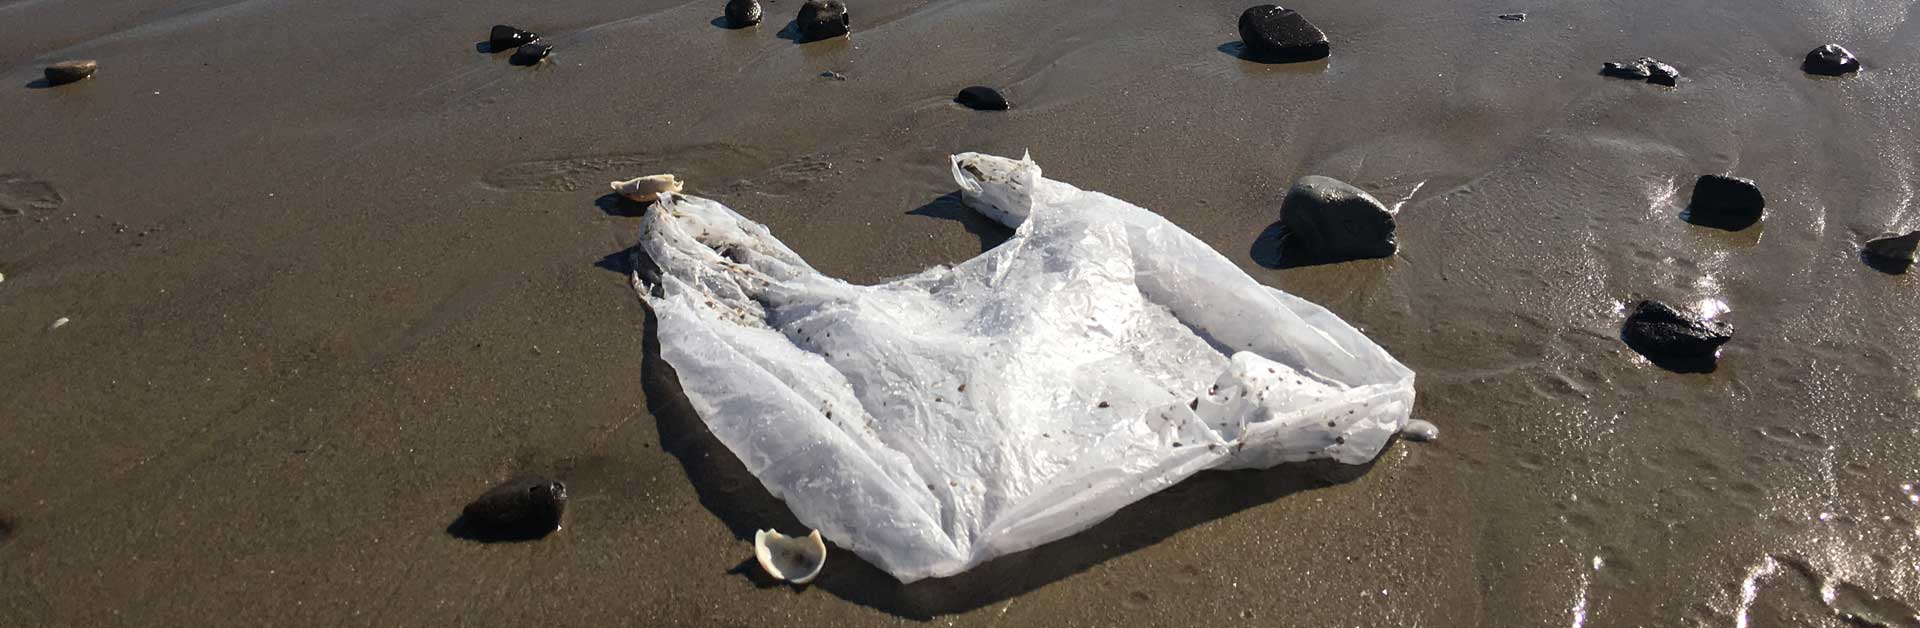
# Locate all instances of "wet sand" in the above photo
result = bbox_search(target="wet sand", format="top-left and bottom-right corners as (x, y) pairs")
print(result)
(3, 0), (1918, 625)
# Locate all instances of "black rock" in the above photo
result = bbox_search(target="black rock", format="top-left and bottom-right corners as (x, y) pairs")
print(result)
(1863, 230), (1920, 274)
(1237, 5), (1330, 63)
(44, 60), (98, 86)
(510, 41), (553, 66)
(955, 86), (1009, 111)
(488, 25), (538, 52)
(1684, 174), (1765, 231)
(1804, 44), (1859, 76)
(1645, 58), (1680, 86)
(820, 70), (848, 81)
(1277, 175), (1397, 264)
(1621, 300), (1732, 372)
(795, 0), (850, 42)
(455, 475), (567, 541)
(1601, 57), (1678, 85)
(1497, 13), (1526, 21)
(725, 0), (762, 27)
(1601, 59), (1651, 80)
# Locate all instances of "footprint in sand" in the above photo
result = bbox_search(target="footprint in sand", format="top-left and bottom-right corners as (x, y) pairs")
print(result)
(481, 155), (657, 193)
(480, 144), (840, 197)
(0, 174), (63, 219)
(480, 144), (765, 194)
(759, 154), (837, 185)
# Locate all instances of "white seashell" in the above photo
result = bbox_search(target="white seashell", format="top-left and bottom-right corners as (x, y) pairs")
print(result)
(754, 528), (826, 584)
(50, 316), (69, 330)
(1400, 419), (1439, 442)
(610, 174), (684, 203)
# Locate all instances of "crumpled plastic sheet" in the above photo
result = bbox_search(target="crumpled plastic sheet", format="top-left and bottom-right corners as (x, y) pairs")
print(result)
(633, 152), (1416, 582)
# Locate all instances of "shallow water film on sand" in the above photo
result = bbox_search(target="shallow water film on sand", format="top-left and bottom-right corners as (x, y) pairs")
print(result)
(1, 0), (1917, 625)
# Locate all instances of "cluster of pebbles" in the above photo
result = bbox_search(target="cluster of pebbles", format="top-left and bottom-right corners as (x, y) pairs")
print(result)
(720, 0), (848, 41)
(715, 0), (1008, 110)
(485, 25), (551, 65)
(25, 0), (1911, 586)
(1274, 165), (1910, 373)
(1237, 7), (1901, 375)
(438, 5), (1915, 556)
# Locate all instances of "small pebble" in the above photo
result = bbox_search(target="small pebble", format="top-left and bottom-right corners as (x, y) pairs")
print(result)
(1645, 59), (1680, 86)
(43, 60), (97, 86)
(1862, 231), (1920, 274)
(1803, 44), (1859, 76)
(1601, 57), (1679, 86)
(1278, 175), (1398, 264)
(1621, 300), (1732, 372)
(1237, 5), (1330, 62)
(1496, 13), (1526, 21)
(511, 41), (553, 65)
(1601, 60), (1651, 80)
(458, 475), (568, 541)
(795, 0), (851, 42)
(51, 317), (69, 330)
(488, 25), (538, 51)
(725, 0), (763, 27)
(1684, 174), (1765, 231)
(1400, 419), (1440, 442)
(820, 70), (847, 81)
(955, 86), (1009, 111)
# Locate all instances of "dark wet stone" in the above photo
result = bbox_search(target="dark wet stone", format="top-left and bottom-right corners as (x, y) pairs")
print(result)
(1645, 59), (1680, 86)
(795, 0), (851, 42)
(1601, 59), (1651, 80)
(820, 70), (847, 81)
(1237, 5), (1329, 63)
(1602, 57), (1677, 85)
(1804, 44), (1859, 76)
(1277, 175), (1397, 264)
(1684, 174), (1765, 231)
(510, 42), (553, 66)
(1863, 231), (1920, 274)
(488, 25), (538, 52)
(44, 60), (97, 86)
(1497, 13), (1526, 21)
(726, 0), (763, 27)
(453, 475), (567, 541)
(955, 86), (1009, 111)
(1621, 300), (1732, 372)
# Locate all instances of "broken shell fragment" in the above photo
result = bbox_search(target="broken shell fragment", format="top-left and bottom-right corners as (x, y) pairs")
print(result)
(754, 529), (826, 584)
(1400, 419), (1439, 442)
(610, 174), (684, 203)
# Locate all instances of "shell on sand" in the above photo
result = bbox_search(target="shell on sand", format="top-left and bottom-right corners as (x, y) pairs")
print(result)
(754, 529), (826, 584)
(611, 174), (684, 203)
(1400, 419), (1439, 442)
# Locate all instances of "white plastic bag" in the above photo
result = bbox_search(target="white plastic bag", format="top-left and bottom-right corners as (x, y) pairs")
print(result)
(634, 152), (1415, 582)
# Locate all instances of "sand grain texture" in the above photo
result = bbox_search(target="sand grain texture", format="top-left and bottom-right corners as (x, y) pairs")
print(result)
(2, 0), (1918, 625)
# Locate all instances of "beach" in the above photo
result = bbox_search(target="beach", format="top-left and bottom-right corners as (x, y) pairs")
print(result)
(2, 0), (1917, 625)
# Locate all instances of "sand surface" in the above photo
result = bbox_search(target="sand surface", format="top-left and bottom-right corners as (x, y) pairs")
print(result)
(3, 0), (1919, 625)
